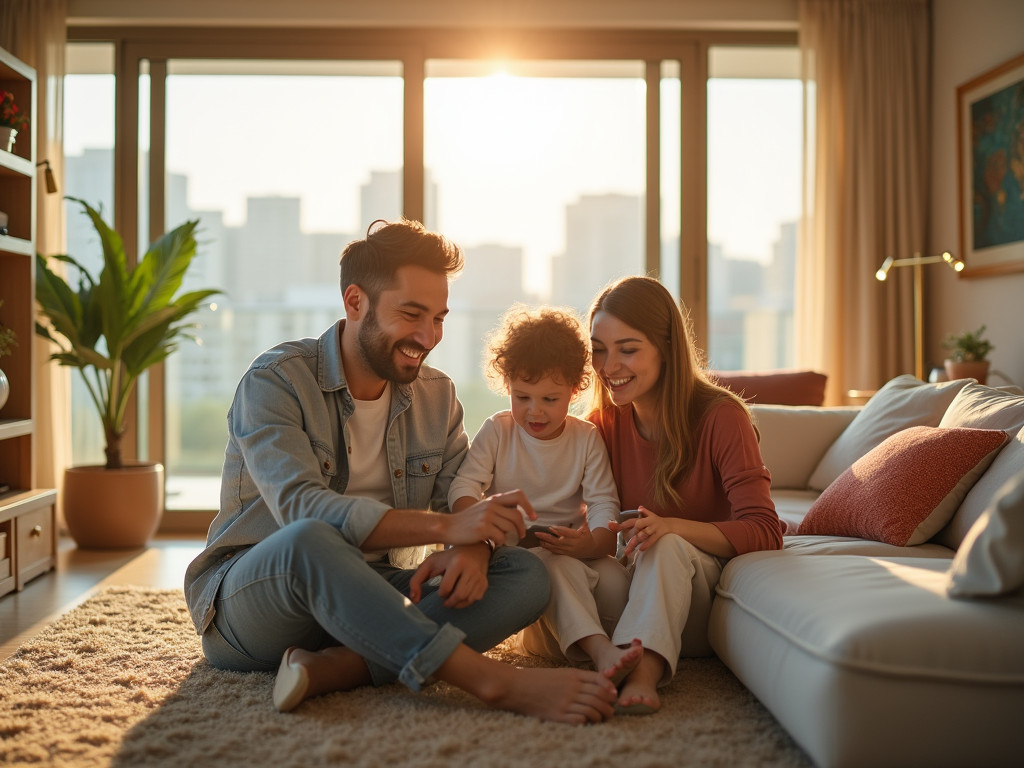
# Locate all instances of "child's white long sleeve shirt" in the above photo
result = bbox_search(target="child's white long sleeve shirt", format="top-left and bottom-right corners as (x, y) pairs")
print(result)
(448, 411), (620, 531)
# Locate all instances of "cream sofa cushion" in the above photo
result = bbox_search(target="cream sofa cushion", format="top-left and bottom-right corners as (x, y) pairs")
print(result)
(948, 469), (1024, 597)
(771, 489), (819, 530)
(782, 535), (955, 559)
(752, 405), (860, 490)
(808, 375), (971, 491)
(716, 551), (1024, 681)
(710, 552), (1024, 768)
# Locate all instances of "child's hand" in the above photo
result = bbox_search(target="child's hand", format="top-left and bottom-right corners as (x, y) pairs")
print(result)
(536, 517), (596, 559)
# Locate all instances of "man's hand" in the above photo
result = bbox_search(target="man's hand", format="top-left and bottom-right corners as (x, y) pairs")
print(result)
(443, 489), (536, 547)
(408, 544), (491, 608)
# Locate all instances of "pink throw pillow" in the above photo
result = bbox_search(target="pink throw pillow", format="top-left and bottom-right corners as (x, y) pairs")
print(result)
(797, 426), (1009, 546)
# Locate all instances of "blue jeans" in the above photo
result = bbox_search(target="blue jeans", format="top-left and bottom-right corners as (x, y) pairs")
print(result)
(201, 518), (550, 691)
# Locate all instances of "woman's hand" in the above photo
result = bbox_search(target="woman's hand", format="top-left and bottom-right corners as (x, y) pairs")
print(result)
(536, 517), (597, 559)
(617, 506), (673, 556)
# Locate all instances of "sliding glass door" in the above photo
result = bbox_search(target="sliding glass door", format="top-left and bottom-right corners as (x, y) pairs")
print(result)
(161, 60), (403, 509)
(64, 29), (800, 515)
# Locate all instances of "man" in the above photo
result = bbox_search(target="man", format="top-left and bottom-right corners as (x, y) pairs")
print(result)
(184, 219), (617, 724)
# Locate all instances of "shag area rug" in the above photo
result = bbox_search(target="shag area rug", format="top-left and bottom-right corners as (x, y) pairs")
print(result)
(0, 587), (811, 767)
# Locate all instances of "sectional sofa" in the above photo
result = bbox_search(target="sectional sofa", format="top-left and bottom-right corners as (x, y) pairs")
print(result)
(708, 375), (1024, 768)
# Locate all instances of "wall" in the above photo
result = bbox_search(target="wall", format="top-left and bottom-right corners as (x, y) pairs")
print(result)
(928, 0), (1024, 386)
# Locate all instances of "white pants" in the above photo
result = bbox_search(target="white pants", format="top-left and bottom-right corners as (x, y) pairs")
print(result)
(516, 550), (631, 664)
(611, 533), (725, 685)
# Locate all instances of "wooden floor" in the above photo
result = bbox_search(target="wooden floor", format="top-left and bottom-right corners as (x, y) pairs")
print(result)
(0, 534), (205, 661)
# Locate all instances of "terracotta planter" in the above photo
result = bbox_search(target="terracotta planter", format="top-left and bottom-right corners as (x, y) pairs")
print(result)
(63, 463), (165, 549)
(944, 359), (990, 384)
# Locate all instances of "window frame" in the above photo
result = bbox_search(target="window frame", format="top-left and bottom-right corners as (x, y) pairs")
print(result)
(66, 24), (797, 512)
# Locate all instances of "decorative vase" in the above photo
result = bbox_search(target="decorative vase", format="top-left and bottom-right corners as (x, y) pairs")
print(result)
(944, 359), (990, 384)
(0, 127), (16, 152)
(0, 367), (8, 411)
(62, 463), (165, 549)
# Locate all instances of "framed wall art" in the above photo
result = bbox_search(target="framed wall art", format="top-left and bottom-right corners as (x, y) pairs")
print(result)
(957, 50), (1024, 277)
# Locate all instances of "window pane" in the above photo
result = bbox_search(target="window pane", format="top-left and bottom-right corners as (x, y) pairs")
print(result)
(424, 59), (646, 437)
(660, 60), (681, 300)
(163, 61), (403, 509)
(64, 42), (116, 467)
(706, 47), (801, 372)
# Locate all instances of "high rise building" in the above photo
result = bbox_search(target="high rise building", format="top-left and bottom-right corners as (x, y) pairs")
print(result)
(359, 169), (439, 233)
(550, 193), (643, 313)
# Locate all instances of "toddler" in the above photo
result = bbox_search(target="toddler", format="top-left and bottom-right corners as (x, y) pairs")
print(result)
(448, 306), (642, 684)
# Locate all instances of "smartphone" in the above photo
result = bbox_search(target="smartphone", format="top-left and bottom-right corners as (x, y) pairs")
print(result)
(517, 524), (558, 548)
(619, 509), (642, 520)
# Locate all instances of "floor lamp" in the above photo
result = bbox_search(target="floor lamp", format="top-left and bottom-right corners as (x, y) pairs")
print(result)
(875, 251), (965, 380)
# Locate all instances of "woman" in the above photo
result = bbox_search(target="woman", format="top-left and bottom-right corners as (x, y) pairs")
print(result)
(587, 276), (783, 714)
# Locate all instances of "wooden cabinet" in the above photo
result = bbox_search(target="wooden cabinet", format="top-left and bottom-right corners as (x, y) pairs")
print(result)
(0, 44), (57, 599)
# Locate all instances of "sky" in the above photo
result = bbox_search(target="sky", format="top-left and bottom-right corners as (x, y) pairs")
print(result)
(63, 68), (802, 295)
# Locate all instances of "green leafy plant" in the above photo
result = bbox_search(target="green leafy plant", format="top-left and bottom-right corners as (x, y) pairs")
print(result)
(35, 198), (222, 469)
(0, 300), (17, 358)
(0, 90), (29, 131)
(942, 325), (994, 363)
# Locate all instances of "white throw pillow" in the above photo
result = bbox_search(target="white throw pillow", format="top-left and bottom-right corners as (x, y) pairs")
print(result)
(938, 382), (1024, 436)
(935, 432), (1024, 550)
(947, 469), (1024, 598)
(807, 375), (972, 491)
(932, 384), (1024, 549)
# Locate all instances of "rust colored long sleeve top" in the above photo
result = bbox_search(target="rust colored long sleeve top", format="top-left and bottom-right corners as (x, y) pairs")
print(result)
(588, 400), (783, 555)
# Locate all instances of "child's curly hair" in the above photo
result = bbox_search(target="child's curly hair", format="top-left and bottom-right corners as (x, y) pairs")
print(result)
(484, 304), (592, 396)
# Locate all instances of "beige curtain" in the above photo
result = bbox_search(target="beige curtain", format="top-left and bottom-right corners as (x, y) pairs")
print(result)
(796, 0), (930, 404)
(1, 0), (70, 508)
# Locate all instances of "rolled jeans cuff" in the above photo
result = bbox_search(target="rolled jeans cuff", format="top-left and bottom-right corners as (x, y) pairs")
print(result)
(397, 622), (466, 692)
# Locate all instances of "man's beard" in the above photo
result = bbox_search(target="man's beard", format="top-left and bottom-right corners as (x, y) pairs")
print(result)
(357, 305), (428, 384)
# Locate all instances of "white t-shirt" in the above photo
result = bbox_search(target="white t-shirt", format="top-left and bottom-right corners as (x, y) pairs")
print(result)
(345, 383), (393, 561)
(448, 411), (619, 533)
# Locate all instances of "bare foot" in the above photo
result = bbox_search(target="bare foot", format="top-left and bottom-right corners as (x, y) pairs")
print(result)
(595, 639), (644, 687)
(281, 646), (372, 706)
(486, 666), (619, 725)
(615, 652), (663, 714)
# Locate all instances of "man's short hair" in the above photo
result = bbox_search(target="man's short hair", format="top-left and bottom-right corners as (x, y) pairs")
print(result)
(340, 218), (464, 302)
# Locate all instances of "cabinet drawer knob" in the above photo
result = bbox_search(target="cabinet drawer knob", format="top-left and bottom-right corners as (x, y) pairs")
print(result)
(30, 525), (43, 537)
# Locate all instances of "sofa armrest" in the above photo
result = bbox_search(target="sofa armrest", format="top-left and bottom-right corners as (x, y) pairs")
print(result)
(751, 405), (862, 489)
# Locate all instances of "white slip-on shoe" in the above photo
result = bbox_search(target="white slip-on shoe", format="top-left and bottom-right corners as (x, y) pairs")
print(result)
(273, 646), (310, 713)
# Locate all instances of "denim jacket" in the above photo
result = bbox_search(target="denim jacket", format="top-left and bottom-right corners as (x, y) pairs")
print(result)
(184, 320), (469, 634)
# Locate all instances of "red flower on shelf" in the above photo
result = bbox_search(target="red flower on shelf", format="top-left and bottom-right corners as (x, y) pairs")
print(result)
(0, 91), (29, 131)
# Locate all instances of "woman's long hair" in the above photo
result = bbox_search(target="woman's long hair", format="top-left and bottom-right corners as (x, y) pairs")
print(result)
(587, 276), (753, 509)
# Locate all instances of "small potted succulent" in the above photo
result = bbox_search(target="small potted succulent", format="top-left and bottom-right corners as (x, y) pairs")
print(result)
(0, 90), (29, 153)
(942, 325), (994, 384)
(0, 300), (16, 411)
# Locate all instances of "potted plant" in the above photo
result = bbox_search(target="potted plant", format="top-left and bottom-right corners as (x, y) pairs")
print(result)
(942, 325), (994, 384)
(0, 300), (16, 411)
(35, 199), (221, 548)
(0, 90), (29, 153)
